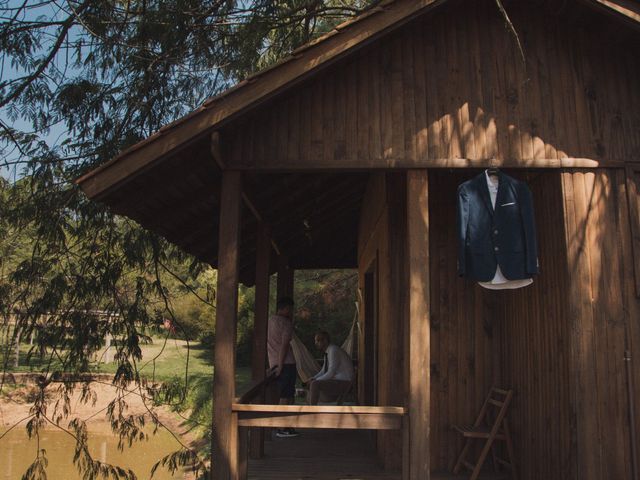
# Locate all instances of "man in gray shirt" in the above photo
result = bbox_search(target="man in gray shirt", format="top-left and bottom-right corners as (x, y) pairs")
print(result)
(307, 331), (354, 405)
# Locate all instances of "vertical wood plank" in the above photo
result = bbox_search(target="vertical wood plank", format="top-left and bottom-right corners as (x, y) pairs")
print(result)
(357, 52), (371, 165)
(346, 58), (359, 165)
(562, 170), (603, 480)
(405, 170), (430, 480)
(288, 94), (301, 164)
(385, 172), (408, 469)
(323, 74), (336, 165)
(380, 41), (394, 162)
(213, 170), (242, 480)
(465, 2), (485, 161)
(249, 222), (271, 459)
(368, 48), (383, 162)
(412, 21), (428, 163)
(311, 77), (324, 165)
(401, 27), (417, 164)
(300, 84), (312, 165)
(424, 16), (441, 161)
(625, 167), (640, 297)
(334, 66), (347, 162)
(237, 426), (249, 480)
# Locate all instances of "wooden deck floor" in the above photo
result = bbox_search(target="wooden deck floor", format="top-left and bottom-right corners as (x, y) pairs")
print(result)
(248, 429), (503, 480)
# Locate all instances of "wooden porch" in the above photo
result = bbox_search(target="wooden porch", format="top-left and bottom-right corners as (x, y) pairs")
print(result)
(248, 429), (503, 480)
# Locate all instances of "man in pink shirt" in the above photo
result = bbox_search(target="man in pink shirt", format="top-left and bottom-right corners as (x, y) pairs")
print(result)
(267, 297), (299, 437)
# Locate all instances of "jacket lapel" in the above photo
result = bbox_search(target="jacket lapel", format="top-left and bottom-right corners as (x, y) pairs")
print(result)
(476, 171), (494, 216)
(495, 171), (516, 208)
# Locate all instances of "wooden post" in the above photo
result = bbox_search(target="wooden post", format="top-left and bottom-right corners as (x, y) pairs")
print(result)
(238, 426), (249, 480)
(561, 171), (603, 480)
(250, 223), (271, 459)
(403, 170), (430, 480)
(212, 171), (242, 480)
(277, 255), (294, 300)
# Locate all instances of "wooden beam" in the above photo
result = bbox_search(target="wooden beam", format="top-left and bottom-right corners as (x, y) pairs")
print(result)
(237, 412), (403, 430)
(404, 170), (430, 480)
(232, 404), (406, 414)
(233, 403), (406, 430)
(212, 171), (242, 480)
(250, 222), (271, 459)
(225, 156), (620, 171)
(587, 0), (640, 24)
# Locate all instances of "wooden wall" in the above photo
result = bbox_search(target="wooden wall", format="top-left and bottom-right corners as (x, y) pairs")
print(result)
(357, 168), (640, 478)
(492, 172), (574, 480)
(427, 171), (496, 472)
(222, 0), (640, 170)
(357, 172), (407, 470)
(561, 169), (639, 480)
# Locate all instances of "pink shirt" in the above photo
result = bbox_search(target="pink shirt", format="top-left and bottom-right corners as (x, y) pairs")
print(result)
(267, 314), (295, 367)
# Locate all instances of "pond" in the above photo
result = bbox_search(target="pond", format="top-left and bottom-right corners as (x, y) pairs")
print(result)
(1, 427), (191, 479)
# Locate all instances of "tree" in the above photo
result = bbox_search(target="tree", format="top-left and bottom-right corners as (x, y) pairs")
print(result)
(0, 1), (374, 478)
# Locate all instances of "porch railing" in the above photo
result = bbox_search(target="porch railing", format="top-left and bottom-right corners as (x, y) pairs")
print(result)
(229, 379), (407, 480)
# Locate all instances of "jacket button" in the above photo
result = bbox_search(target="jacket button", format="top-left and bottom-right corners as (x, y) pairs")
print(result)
(494, 246), (499, 251)
(493, 229), (498, 235)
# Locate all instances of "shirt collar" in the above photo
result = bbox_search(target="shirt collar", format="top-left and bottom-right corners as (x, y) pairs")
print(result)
(485, 169), (499, 191)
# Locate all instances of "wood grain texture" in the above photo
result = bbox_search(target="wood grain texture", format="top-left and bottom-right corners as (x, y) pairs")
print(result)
(562, 169), (637, 480)
(249, 222), (271, 459)
(213, 171), (243, 480)
(496, 172), (574, 480)
(427, 171), (495, 472)
(219, 0), (640, 171)
(237, 413), (403, 430)
(405, 170), (431, 480)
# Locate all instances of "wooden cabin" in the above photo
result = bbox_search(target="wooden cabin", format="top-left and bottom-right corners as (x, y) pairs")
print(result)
(76, 0), (640, 478)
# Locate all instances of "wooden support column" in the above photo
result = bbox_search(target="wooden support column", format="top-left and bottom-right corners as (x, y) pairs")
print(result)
(277, 255), (294, 300)
(561, 171), (603, 480)
(403, 170), (430, 480)
(250, 223), (271, 459)
(212, 171), (242, 480)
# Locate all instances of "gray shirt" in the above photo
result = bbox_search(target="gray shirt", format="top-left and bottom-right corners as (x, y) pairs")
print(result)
(312, 344), (354, 382)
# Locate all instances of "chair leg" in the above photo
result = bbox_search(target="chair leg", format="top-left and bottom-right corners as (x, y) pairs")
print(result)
(504, 419), (517, 480)
(470, 436), (498, 480)
(490, 441), (500, 475)
(453, 437), (473, 475)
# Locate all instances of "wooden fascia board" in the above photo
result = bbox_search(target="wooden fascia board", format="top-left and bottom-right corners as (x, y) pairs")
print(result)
(75, 0), (447, 200)
(576, 0), (640, 29)
(594, 0), (640, 23)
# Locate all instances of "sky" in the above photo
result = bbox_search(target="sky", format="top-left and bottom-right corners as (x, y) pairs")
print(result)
(1, 0), (84, 181)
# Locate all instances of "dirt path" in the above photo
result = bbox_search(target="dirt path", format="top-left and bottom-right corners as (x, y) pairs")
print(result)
(0, 373), (201, 449)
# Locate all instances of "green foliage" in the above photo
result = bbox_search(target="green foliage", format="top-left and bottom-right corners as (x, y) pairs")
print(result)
(0, 0), (373, 478)
(294, 270), (358, 351)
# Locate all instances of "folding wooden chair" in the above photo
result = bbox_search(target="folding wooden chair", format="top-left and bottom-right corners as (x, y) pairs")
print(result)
(452, 387), (517, 480)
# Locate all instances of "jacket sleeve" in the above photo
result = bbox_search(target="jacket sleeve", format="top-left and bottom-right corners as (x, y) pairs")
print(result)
(456, 184), (469, 277)
(519, 183), (539, 275)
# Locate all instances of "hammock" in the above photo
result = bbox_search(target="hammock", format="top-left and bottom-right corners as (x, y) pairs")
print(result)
(290, 301), (361, 383)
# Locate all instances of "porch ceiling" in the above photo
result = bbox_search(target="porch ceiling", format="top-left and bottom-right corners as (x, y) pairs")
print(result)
(100, 152), (368, 284)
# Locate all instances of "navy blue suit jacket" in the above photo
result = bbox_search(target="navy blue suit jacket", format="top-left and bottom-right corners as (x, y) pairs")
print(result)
(457, 171), (539, 282)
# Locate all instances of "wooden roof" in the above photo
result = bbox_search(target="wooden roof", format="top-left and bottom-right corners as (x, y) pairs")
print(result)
(75, 0), (640, 283)
(75, 0), (639, 200)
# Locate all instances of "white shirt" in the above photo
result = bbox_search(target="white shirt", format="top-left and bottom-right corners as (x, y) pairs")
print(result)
(312, 344), (354, 382)
(478, 170), (533, 290)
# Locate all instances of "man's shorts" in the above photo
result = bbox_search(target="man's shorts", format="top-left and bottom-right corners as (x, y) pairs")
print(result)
(276, 364), (297, 399)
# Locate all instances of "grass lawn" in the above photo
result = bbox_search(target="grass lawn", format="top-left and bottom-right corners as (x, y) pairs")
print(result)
(2, 334), (252, 392)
